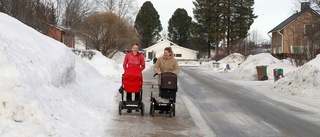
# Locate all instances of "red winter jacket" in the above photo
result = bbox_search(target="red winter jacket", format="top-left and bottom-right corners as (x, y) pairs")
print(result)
(122, 52), (145, 92)
(123, 52), (145, 71)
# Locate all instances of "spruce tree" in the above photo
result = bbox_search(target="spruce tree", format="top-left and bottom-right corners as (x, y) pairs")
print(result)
(167, 8), (192, 47)
(192, 0), (225, 58)
(192, 0), (256, 57)
(134, 1), (162, 48)
(49, 3), (57, 25)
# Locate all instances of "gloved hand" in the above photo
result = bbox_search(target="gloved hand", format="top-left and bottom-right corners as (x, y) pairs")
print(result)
(118, 86), (124, 94)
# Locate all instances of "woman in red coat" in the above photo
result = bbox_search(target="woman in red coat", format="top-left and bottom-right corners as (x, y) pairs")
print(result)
(122, 44), (145, 113)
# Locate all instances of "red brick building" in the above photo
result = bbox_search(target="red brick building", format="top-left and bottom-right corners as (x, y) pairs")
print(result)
(47, 25), (74, 48)
(268, 2), (320, 59)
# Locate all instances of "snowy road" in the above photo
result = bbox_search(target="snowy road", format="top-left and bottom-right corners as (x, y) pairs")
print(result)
(180, 67), (320, 137)
(105, 66), (208, 137)
(106, 66), (320, 137)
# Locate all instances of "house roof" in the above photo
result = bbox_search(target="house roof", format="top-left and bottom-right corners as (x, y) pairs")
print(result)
(49, 24), (67, 32)
(143, 39), (198, 52)
(143, 39), (175, 51)
(268, 8), (320, 33)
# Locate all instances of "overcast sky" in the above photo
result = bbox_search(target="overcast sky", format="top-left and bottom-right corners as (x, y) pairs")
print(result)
(136, 0), (297, 41)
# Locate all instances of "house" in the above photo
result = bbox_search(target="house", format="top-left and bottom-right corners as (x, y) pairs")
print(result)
(268, 2), (320, 59)
(143, 39), (198, 61)
(47, 25), (75, 48)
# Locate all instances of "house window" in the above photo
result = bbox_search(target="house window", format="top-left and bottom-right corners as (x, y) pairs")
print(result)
(304, 24), (312, 35)
(174, 54), (182, 57)
(290, 46), (308, 53)
(278, 45), (282, 53)
(148, 52), (153, 60)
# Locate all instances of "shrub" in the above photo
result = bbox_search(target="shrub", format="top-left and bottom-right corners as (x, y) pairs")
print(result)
(71, 49), (96, 60)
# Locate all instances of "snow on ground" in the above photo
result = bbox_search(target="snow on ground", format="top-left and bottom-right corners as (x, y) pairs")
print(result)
(232, 53), (297, 80)
(111, 51), (126, 64)
(0, 13), (120, 137)
(79, 50), (123, 77)
(199, 52), (319, 98)
(273, 54), (320, 96)
(198, 53), (245, 72)
(1, 10), (320, 136)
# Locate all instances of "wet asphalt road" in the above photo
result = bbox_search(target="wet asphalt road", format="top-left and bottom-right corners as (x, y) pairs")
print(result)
(105, 66), (320, 137)
(180, 67), (320, 137)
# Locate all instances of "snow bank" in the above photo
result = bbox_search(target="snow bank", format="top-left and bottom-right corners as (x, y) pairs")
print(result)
(273, 54), (320, 96)
(0, 15), (75, 88)
(199, 53), (244, 72)
(0, 12), (74, 122)
(233, 53), (296, 80)
(0, 12), (119, 137)
(111, 51), (126, 64)
(218, 53), (245, 71)
(81, 50), (123, 77)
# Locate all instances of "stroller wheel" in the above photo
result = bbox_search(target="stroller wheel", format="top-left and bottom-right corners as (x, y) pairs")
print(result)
(173, 104), (176, 116)
(150, 102), (155, 117)
(150, 92), (153, 101)
(140, 102), (145, 116)
(118, 101), (123, 115)
(169, 104), (173, 118)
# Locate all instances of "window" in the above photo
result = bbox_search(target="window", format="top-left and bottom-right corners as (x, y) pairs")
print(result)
(304, 24), (312, 35)
(290, 46), (308, 53)
(279, 46), (282, 53)
(174, 54), (182, 57)
(148, 52), (153, 60)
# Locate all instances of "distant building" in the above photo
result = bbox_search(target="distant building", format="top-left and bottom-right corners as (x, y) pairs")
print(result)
(47, 25), (75, 48)
(143, 39), (198, 61)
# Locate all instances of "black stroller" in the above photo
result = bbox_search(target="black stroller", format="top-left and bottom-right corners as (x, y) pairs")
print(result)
(118, 72), (145, 116)
(150, 72), (177, 117)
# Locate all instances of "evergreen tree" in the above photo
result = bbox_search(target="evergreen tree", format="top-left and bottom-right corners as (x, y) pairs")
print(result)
(225, 0), (256, 54)
(167, 8), (192, 47)
(134, 1), (162, 48)
(192, 0), (256, 57)
(229, 0), (256, 43)
(192, 0), (226, 58)
(49, 3), (57, 25)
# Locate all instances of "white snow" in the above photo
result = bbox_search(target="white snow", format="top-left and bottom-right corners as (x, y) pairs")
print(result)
(273, 55), (320, 96)
(1, 11), (320, 136)
(0, 13), (120, 137)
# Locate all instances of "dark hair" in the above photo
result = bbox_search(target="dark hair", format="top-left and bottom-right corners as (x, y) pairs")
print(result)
(132, 43), (139, 47)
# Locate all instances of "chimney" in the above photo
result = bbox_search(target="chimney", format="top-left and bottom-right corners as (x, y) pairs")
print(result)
(301, 2), (310, 11)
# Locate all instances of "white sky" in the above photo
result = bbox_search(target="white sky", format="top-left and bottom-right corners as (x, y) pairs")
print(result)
(136, 0), (296, 40)
(1, 12), (320, 136)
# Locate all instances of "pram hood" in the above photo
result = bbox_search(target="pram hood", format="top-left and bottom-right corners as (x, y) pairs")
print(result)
(160, 72), (177, 90)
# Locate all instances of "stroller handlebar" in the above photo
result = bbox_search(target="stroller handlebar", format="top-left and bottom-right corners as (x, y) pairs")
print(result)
(153, 73), (158, 78)
(153, 72), (177, 78)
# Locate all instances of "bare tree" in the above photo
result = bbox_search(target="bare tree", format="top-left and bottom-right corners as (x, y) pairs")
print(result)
(58, 0), (93, 48)
(77, 12), (139, 56)
(1, 0), (53, 33)
(94, 0), (138, 24)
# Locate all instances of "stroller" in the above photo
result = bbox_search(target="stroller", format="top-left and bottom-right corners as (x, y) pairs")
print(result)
(118, 67), (145, 116)
(150, 72), (177, 117)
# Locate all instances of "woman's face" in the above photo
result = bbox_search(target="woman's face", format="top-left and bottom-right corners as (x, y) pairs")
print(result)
(132, 45), (138, 54)
(164, 50), (170, 57)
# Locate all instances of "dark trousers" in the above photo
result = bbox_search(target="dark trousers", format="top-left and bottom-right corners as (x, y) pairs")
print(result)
(126, 92), (140, 101)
